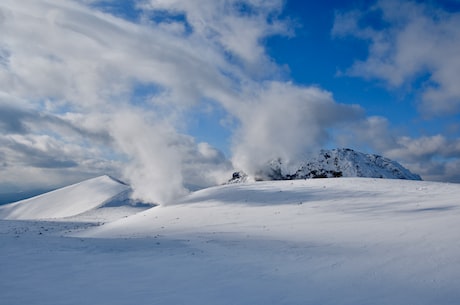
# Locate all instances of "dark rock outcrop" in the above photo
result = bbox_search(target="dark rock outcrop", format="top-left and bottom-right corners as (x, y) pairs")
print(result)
(228, 148), (422, 183)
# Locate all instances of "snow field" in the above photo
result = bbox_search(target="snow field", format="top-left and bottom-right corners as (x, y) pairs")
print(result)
(1, 177), (460, 304)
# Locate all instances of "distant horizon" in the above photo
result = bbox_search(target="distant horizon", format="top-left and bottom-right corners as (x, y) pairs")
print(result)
(1, 145), (451, 205)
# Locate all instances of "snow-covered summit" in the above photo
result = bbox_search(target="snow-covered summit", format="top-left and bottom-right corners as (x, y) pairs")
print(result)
(0, 175), (131, 220)
(230, 148), (422, 182)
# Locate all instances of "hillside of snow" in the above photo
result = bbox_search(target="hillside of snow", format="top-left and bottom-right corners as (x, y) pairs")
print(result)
(0, 175), (131, 220)
(230, 148), (422, 182)
(1, 177), (460, 305)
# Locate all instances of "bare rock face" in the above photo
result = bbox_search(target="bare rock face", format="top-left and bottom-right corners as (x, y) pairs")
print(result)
(228, 148), (422, 183)
(227, 171), (250, 184)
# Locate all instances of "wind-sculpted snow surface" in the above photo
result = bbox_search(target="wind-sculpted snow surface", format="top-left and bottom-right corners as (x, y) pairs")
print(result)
(0, 175), (129, 220)
(1, 178), (460, 305)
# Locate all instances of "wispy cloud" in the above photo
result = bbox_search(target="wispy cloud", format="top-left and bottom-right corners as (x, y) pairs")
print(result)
(0, 0), (302, 203)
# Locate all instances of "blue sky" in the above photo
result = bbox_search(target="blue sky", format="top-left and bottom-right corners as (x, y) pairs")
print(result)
(0, 0), (460, 203)
(185, 0), (460, 156)
(268, 0), (459, 133)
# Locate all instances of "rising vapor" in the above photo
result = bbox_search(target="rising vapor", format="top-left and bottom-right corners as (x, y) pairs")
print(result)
(0, 0), (363, 203)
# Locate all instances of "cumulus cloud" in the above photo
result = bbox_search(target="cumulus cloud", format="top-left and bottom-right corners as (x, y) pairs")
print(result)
(339, 116), (460, 183)
(333, 0), (460, 116)
(330, 0), (460, 183)
(230, 82), (364, 176)
(389, 135), (460, 182)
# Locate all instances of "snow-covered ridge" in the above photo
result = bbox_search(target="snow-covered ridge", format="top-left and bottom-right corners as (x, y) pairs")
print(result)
(2, 176), (460, 304)
(0, 175), (130, 220)
(230, 148), (421, 182)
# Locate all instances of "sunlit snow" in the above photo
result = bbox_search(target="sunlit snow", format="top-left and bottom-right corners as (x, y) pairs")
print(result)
(1, 176), (460, 304)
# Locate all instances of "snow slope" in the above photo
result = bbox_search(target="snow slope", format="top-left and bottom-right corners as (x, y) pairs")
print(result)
(0, 175), (130, 220)
(1, 178), (460, 305)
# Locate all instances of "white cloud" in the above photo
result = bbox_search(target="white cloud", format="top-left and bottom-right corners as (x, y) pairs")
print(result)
(231, 81), (364, 176)
(0, 0), (293, 203)
(139, 0), (288, 71)
(0, 130), (121, 190)
(4, 0), (455, 203)
(333, 0), (460, 116)
(0, 0), (247, 112)
(386, 135), (460, 182)
(331, 0), (460, 182)
(339, 116), (460, 183)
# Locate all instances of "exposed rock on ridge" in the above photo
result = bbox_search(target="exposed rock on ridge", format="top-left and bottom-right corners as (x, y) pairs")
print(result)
(229, 148), (422, 183)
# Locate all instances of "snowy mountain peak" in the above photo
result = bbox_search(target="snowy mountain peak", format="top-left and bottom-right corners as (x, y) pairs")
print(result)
(0, 175), (131, 220)
(230, 148), (422, 182)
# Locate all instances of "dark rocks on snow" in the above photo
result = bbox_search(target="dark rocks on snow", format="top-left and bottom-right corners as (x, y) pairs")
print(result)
(227, 148), (422, 183)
